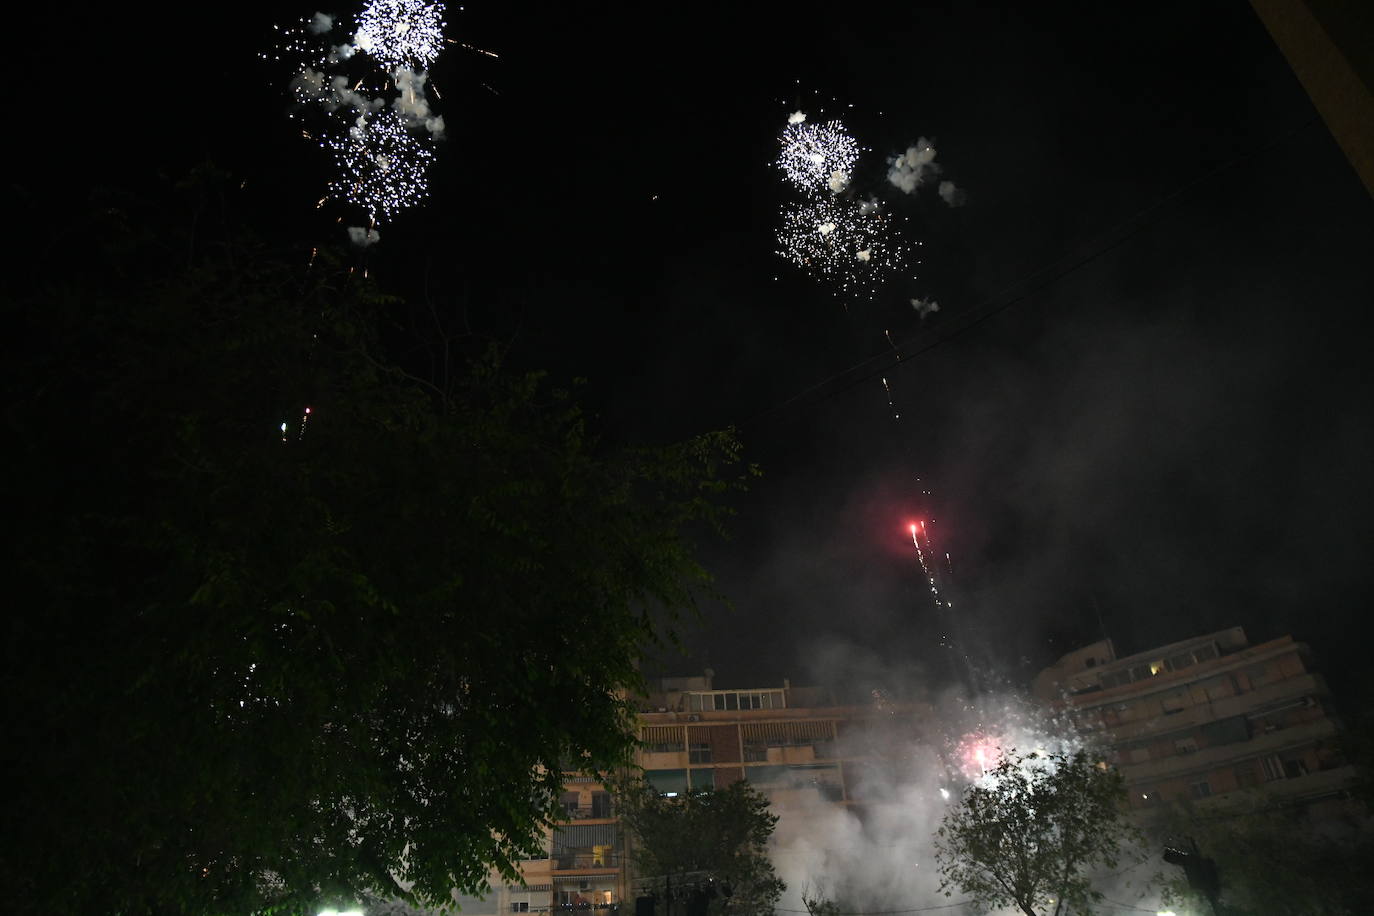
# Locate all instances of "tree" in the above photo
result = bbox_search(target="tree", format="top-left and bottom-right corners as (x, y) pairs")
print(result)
(934, 749), (1142, 916)
(1156, 796), (1374, 915)
(2, 174), (753, 915)
(616, 778), (785, 916)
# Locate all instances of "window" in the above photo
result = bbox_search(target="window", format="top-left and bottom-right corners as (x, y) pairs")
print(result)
(1283, 758), (1309, 779)
(689, 742), (712, 764)
(1189, 780), (1212, 799)
(1199, 716), (1250, 746)
(1261, 755), (1285, 781)
(645, 768), (688, 796)
(513, 904), (530, 913)
(645, 741), (685, 753)
(1101, 671), (1130, 689)
(691, 768), (716, 791)
(743, 744), (767, 762)
(1174, 737), (1199, 755)
(1193, 643), (1218, 662)
(1168, 652), (1195, 672)
(1130, 664), (1153, 682)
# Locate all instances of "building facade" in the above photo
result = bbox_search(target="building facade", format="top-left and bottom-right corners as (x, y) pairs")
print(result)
(1033, 626), (1358, 817)
(452, 673), (891, 916)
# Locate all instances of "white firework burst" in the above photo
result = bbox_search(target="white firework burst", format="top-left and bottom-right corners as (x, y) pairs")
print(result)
(354, 0), (446, 69)
(326, 110), (435, 222)
(776, 196), (908, 299)
(777, 118), (861, 194)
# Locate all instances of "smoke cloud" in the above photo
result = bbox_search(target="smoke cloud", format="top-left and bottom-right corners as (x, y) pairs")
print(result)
(938, 180), (967, 207)
(887, 138), (941, 194)
(828, 169), (849, 193)
(291, 68), (385, 113)
(392, 68), (446, 136)
(347, 226), (382, 247)
(307, 11), (333, 34)
(763, 670), (1161, 915)
(911, 297), (940, 319)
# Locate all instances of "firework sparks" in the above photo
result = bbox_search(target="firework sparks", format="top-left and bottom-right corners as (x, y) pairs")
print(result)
(354, 0), (447, 69)
(882, 377), (899, 420)
(325, 111), (435, 222)
(776, 196), (908, 299)
(944, 694), (1090, 787)
(777, 117), (861, 194)
(909, 521), (950, 612)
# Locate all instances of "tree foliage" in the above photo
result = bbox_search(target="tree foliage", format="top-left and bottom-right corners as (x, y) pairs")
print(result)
(2, 174), (752, 915)
(934, 750), (1141, 916)
(1157, 796), (1374, 916)
(616, 778), (785, 916)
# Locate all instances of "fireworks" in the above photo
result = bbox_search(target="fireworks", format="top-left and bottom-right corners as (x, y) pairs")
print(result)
(326, 111), (435, 223)
(945, 695), (1089, 787)
(777, 118), (861, 194)
(353, 0), (447, 69)
(270, 0), (464, 228)
(909, 521), (949, 611)
(776, 196), (907, 299)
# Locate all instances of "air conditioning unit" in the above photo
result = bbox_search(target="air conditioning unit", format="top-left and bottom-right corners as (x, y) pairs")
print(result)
(687, 714), (700, 722)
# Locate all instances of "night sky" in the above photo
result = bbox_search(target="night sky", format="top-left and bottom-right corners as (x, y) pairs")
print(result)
(27, 2), (1373, 698)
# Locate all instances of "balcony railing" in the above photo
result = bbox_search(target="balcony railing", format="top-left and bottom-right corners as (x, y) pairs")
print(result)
(552, 853), (621, 870)
(561, 804), (615, 820)
(557, 905), (621, 912)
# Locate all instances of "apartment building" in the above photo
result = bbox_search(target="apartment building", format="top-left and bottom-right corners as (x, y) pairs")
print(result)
(451, 673), (892, 916)
(634, 672), (854, 806)
(1033, 626), (1358, 817)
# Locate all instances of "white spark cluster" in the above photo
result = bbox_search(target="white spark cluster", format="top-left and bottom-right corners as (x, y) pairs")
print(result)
(327, 111), (435, 223)
(773, 107), (968, 305)
(777, 119), (861, 194)
(353, 0), (446, 69)
(776, 195), (907, 299)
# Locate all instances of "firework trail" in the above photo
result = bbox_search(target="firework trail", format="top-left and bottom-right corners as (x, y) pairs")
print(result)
(909, 521), (949, 612)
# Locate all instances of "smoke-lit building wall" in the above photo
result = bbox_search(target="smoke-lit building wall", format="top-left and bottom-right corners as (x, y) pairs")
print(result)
(471, 675), (902, 916)
(1034, 626), (1358, 819)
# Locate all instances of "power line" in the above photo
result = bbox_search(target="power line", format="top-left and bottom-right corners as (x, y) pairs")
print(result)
(1099, 897), (1162, 913)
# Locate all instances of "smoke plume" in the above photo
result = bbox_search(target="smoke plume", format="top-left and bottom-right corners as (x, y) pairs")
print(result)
(887, 139), (941, 194)
(392, 68), (446, 136)
(347, 226), (382, 247)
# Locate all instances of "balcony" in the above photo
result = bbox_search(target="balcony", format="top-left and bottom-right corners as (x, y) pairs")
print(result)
(551, 852), (621, 873)
(561, 804), (615, 821)
(1119, 717), (1338, 784)
(1102, 672), (1328, 743)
